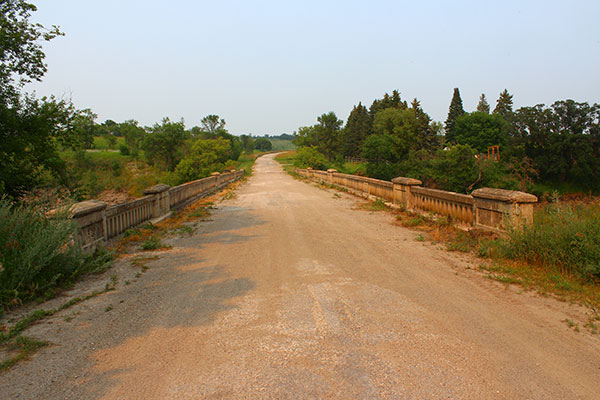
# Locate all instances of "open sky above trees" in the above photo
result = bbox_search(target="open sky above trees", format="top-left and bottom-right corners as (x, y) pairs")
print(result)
(27, 0), (600, 135)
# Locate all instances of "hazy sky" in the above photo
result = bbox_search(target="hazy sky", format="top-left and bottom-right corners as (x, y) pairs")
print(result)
(28, 0), (600, 135)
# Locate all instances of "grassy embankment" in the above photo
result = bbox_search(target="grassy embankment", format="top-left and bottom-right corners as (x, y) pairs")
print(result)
(275, 151), (600, 321)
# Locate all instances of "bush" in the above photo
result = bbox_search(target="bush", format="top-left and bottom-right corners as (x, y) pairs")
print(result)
(500, 202), (600, 281)
(0, 200), (114, 311)
(293, 147), (330, 170)
(119, 144), (130, 155)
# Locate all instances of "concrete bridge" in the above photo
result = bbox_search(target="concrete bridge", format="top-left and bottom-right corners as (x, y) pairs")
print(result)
(2, 154), (599, 399)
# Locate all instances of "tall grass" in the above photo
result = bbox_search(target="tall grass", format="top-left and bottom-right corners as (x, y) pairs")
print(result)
(0, 200), (113, 312)
(500, 202), (600, 282)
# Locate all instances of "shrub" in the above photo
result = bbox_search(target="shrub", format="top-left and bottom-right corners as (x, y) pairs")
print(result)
(0, 200), (114, 311)
(500, 202), (600, 281)
(119, 144), (130, 155)
(293, 147), (330, 170)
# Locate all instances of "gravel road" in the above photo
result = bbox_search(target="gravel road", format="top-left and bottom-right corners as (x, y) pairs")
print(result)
(2, 153), (599, 399)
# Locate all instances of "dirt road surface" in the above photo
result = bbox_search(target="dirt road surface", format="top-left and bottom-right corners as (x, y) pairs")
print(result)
(2, 153), (599, 399)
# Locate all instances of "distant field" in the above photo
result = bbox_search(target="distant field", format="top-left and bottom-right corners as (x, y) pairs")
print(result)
(269, 139), (296, 151)
(93, 136), (125, 150)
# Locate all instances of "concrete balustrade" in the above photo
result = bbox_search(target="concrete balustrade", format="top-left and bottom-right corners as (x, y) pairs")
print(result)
(70, 200), (107, 251)
(472, 188), (538, 233)
(70, 169), (245, 250)
(296, 168), (537, 232)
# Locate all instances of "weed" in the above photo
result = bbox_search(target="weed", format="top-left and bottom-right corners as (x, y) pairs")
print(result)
(564, 318), (576, 328)
(139, 222), (157, 231)
(135, 272), (141, 278)
(188, 207), (209, 219)
(175, 225), (194, 236)
(104, 305), (113, 312)
(360, 199), (389, 212)
(488, 274), (522, 285)
(585, 320), (599, 335)
(110, 274), (119, 286)
(0, 336), (49, 372)
(119, 300), (124, 304)
(333, 193), (341, 199)
(415, 234), (425, 242)
(124, 280), (130, 285)
(141, 236), (169, 251)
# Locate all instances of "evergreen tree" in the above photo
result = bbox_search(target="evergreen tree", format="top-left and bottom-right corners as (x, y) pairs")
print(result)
(410, 98), (439, 150)
(444, 88), (465, 142)
(493, 89), (514, 118)
(476, 93), (490, 113)
(369, 90), (408, 117)
(343, 102), (372, 157)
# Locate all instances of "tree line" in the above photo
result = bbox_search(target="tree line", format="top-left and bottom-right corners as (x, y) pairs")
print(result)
(0, 1), (284, 199)
(294, 88), (600, 194)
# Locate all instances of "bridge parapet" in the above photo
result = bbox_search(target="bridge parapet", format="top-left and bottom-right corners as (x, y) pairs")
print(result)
(70, 169), (245, 251)
(296, 168), (537, 232)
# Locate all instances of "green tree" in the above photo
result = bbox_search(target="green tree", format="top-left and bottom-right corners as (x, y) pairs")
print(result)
(293, 112), (343, 160)
(476, 93), (490, 114)
(343, 102), (372, 157)
(493, 89), (514, 118)
(0, 0), (63, 102)
(239, 134), (255, 153)
(371, 108), (418, 160)
(142, 118), (187, 171)
(512, 100), (600, 188)
(444, 88), (465, 142)
(175, 137), (231, 182)
(200, 114), (226, 135)
(452, 112), (508, 153)
(293, 147), (329, 170)
(430, 145), (479, 193)
(120, 120), (145, 157)
(254, 137), (272, 151)
(0, 1), (69, 196)
(410, 98), (439, 151)
(369, 90), (408, 117)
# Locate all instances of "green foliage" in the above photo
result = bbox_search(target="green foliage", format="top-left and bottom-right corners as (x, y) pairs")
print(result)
(500, 202), (600, 281)
(142, 117), (187, 171)
(445, 88), (465, 142)
(512, 100), (600, 190)
(0, 95), (74, 197)
(369, 90), (407, 117)
(476, 93), (490, 114)
(453, 112), (509, 153)
(0, 199), (115, 309)
(0, 0), (63, 101)
(141, 236), (167, 251)
(343, 102), (372, 157)
(428, 145), (479, 193)
(175, 137), (231, 183)
(254, 137), (272, 151)
(294, 112), (343, 159)
(293, 147), (330, 170)
(493, 89), (514, 118)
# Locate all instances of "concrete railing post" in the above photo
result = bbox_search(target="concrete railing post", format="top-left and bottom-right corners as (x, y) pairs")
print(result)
(471, 188), (538, 233)
(391, 177), (422, 209)
(211, 172), (221, 188)
(70, 200), (107, 251)
(327, 168), (337, 185)
(143, 184), (171, 219)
